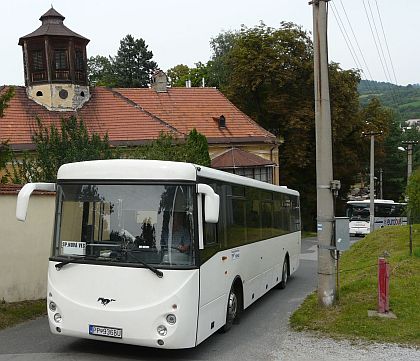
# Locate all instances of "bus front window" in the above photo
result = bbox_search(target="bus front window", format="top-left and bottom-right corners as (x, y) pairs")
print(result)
(347, 205), (370, 221)
(54, 184), (195, 267)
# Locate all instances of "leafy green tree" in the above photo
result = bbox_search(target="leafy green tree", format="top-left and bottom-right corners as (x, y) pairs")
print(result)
(0, 87), (14, 183)
(167, 64), (190, 87)
(208, 22), (393, 228)
(132, 129), (210, 166)
(87, 55), (116, 86)
(11, 116), (115, 183)
(87, 35), (158, 88)
(406, 169), (420, 223)
(183, 128), (211, 166)
(113, 34), (157, 87)
(0, 87), (14, 117)
(167, 62), (211, 87)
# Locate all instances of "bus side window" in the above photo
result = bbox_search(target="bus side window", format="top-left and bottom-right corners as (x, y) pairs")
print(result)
(202, 183), (219, 247)
(204, 222), (218, 246)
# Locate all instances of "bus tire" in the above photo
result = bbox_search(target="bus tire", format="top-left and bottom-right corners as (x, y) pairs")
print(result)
(221, 284), (239, 332)
(277, 257), (289, 289)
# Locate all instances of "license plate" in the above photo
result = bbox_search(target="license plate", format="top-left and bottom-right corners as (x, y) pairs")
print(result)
(89, 324), (122, 339)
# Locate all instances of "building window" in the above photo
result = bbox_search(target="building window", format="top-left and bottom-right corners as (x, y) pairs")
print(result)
(54, 49), (68, 70)
(75, 49), (84, 71)
(226, 166), (273, 184)
(31, 50), (44, 71)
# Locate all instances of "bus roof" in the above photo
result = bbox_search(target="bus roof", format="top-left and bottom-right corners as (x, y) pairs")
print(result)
(57, 159), (299, 196)
(347, 199), (406, 205)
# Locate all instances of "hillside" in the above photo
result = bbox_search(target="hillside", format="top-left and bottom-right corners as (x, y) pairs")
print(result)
(358, 80), (420, 122)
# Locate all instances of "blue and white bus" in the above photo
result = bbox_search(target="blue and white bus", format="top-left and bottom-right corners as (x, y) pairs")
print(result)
(16, 159), (301, 349)
(346, 199), (407, 236)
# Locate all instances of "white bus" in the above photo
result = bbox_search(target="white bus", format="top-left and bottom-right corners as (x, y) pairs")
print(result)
(346, 199), (407, 236)
(16, 159), (301, 349)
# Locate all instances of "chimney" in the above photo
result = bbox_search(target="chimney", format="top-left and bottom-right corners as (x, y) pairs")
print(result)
(151, 70), (168, 92)
(185, 79), (191, 88)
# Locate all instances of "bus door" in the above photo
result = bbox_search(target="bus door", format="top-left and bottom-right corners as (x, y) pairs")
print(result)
(196, 184), (228, 344)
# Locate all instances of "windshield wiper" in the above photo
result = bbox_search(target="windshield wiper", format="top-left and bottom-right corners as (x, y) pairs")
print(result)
(55, 255), (97, 270)
(121, 249), (163, 278)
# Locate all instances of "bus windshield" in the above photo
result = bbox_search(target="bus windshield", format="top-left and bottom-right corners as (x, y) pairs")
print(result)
(53, 183), (195, 267)
(346, 204), (370, 221)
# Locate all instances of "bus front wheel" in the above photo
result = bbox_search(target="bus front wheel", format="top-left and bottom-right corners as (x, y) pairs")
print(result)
(222, 285), (239, 332)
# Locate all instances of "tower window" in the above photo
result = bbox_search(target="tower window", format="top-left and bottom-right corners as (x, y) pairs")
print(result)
(54, 49), (68, 70)
(75, 49), (84, 71)
(32, 50), (45, 71)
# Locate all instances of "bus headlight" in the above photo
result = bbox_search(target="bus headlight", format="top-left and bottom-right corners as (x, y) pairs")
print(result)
(157, 325), (167, 336)
(166, 314), (176, 325)
(49, 301), (57, 312)
(54, 313), (62, 323)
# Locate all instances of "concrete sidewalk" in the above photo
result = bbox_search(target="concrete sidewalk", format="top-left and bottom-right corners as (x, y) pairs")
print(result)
(274, 331), (420, 361)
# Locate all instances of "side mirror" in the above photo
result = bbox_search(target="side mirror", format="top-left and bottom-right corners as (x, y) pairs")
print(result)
(16, 183), (56, 221)
(197, 183), (220, 223)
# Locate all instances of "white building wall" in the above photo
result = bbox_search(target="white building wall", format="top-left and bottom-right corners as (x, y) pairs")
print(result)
(0, 193), (55, 302)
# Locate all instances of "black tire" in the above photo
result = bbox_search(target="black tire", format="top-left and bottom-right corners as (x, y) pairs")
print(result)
(221, 285), (239, 332)
(278, 257), (289, 289)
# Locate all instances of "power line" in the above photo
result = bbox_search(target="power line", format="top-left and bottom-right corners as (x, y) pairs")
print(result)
(338, 0), (375, 82)
(361, 0), (402, 115)
(374, 0), (398, 86)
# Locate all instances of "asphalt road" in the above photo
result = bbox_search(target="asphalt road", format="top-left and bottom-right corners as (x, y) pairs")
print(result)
(0, 238), (320, 361)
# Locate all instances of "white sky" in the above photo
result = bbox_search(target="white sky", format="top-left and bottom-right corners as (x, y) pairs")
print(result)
(1, 0), (419, 86)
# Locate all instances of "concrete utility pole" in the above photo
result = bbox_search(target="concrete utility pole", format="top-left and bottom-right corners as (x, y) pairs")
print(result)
(312, 0), (336, 307)
(402, 140), (418, 256)
(379, 168), (383, 199)
(363, 131), (382, 233)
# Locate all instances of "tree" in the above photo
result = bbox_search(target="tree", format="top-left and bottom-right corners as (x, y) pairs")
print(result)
(183, 128), (211, 166)
(87, 35), (158, 88)
(0, 87), (14, 183)
(113, 34), (157, 87)
(167, 62), (210, 87)
(87, 55), (116, 86)
(132, 129), (210, 166)
(208, 22), (392, 229)
(11, 116), (116, 183)
(406, 169), (420, 224)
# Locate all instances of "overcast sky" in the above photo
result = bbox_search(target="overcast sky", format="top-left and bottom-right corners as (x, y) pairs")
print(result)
(1, 0), (418, 86)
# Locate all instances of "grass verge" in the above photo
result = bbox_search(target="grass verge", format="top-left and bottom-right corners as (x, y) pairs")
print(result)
(291, 225), (420, 346)
(0, 299), (46, 330)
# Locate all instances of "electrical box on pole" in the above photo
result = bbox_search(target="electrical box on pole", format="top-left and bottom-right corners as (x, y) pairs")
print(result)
(335, 217), (350, 251)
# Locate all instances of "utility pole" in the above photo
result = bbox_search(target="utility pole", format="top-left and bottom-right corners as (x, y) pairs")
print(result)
(363, 131), (382, 233)
(402, 140), (418, 256)
(311, 0), (336, 307)
(379, 168), (383, 199)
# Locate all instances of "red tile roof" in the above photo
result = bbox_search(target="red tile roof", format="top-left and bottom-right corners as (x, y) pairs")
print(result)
(211, 147), (275, 168)
(0, 184), (54, 195)
(115, 87), (275, 141)
(0, 86), (276, 150)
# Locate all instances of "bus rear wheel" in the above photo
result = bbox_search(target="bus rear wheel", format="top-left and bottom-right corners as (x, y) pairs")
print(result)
(277, 257), (289, 289)
(222, 286), (239, 332)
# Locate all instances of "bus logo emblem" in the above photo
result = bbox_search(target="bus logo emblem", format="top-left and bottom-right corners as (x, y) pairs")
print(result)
(97, 297), (116, 306)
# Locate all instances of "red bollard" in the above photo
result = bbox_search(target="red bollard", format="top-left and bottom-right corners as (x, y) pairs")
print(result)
(378, 257), (389, 313)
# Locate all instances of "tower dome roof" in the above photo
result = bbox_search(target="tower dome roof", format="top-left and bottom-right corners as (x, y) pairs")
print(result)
(18, 7), (89, 45)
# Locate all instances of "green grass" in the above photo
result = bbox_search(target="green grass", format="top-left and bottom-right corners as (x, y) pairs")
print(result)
(290, 225), (420, 346)
(0, 299), (46, 330)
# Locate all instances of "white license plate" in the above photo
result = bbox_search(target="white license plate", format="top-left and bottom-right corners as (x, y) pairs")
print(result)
(89, 324), (122, 339)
